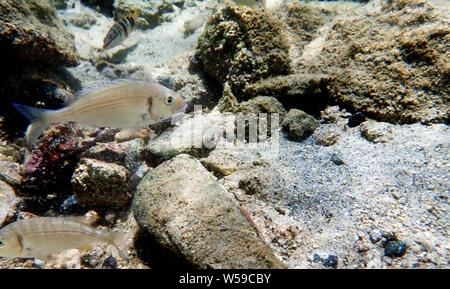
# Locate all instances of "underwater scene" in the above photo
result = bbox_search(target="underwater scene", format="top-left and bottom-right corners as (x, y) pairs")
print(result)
(0, 0), (448, 269)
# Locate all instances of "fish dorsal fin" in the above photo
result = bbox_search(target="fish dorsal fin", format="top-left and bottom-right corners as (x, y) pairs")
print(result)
(72, 79), (145, 101)
(66, 216), (93, 226)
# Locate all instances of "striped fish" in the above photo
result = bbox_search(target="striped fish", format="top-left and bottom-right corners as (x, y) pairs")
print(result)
(13, 79), (187, 146)
(103, 10), (139, 50)
(0, 216), (126, 260)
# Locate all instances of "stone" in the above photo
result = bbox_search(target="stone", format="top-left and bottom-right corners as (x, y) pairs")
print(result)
(195, 5), (291, 98)
(243, 73), (330, 116)
(302, 0), (449, 124)
(71, 158), (130, 209)
(315, 129), (340, 146)
(384, 240), (408, 258)
(0, 180), (19, 226)
(0, 153), (22, 188)
(281, 109), (319, 142)
(360, 121), (394, 143)
(144, 111), (225, 165)
(133, 154), (285, 269)
(0, 0), (79, 66)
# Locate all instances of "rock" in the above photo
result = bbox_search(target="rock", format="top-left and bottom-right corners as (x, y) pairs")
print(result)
(322, 255), (338, 269)
(19, 123), (84, 202)
(281, 109), (319, 142)
(315, 129), (340, 146)
(384, 240), (408, 258)
(81, 142), (127, 165)
(320, 106), (347, 123)
(113, 0), (185, 30)
(330, 152), (345, 166)
(0, 0), (79, 66)
(144, 111), (225, 165)
(360, 121), (394, 143)
(243, 73), (330, 115)
(71, 158), (131, 209)
(0, 153), (22, 188)
(238, 166), (286, 204)
(303, 0), (449, 124)
(195, 5), (291, 98)
(80, 137), (147, 174)
(133, 154), (285, 269)
(0, 180), (19, 226)
(237, 96), (287, 118)
(347, 112), (367, 128)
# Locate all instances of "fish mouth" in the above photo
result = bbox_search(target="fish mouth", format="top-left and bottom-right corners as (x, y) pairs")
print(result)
(177, 103), (188, 113)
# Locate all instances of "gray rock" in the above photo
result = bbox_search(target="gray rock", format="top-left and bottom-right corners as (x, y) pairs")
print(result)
(0, 180), (19, 226)
(144, 111), (225, 164)
(282, 109), (319, 141)
(71, 158), (130, 209)
(133, 154), (285, 269)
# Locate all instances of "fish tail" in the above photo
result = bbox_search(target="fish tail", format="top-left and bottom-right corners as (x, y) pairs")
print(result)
(12, 103), (51, 146)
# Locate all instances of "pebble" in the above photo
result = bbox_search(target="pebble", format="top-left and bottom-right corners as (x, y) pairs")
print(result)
(384, 240), (408, 257)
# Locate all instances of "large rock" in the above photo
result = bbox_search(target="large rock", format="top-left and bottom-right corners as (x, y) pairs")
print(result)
(0, 0), (79, 66)
(133, 154), (285, 269)
(302, 0), (449, 124)
(195, 5), (291, 98)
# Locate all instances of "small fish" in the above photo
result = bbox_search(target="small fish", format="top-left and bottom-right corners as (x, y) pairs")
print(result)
(231, 0), (266, 9)
(103, 10), (139, 50)
(13, 79), (187, 146)
(0, 217), (125, 260)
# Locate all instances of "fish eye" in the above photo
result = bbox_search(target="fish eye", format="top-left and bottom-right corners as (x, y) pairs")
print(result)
(0, 240), (4, 247)
(165, 96), (174, 105)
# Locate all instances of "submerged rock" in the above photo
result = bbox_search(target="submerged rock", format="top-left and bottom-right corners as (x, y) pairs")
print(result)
(360, 121), (394, 143)
(302, 0), (449, 124)
(71, 158), (130, 209)
(133, 154), (285, 269)
(0, 180), (19, 226)
(0, 0), (79, 66)
(243, 73), (330, 116)
(282, 109), (319, 142)
(195, 5), (291, 98)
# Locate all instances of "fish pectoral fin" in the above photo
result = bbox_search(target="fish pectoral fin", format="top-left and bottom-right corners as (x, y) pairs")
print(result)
(114, 128), (149, 142)
(77, 244), (94, 253)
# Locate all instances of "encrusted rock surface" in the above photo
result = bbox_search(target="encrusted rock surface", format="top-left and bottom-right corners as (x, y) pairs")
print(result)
(300, 0), (449, 124)
(195, 4), (291, 98)
(71, 158), (130, 209)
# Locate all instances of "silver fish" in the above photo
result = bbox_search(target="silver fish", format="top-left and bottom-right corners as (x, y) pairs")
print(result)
(13, 79), (187, 146)
(103, 10), (139, 50)
(0, 216), (125, 260)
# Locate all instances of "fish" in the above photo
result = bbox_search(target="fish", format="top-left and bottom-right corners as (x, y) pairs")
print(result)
(231, 0), (266, 9)
(103, 10), (139, 50)
(13, 79), (187, 146)
(0, 216), (126, 260)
